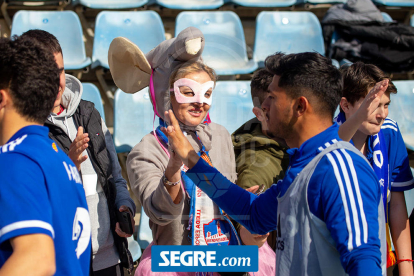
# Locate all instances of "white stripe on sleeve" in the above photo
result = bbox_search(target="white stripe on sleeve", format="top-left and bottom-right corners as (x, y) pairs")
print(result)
(0, 220), (55, 239)
(326, 152), (354, 251)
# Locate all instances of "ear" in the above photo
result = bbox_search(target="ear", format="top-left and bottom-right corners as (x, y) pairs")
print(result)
(0, 89), (8, 110)
(252, 107), (265, 122)
(339, 97), (351, 114)
(295, 96), (309, 117)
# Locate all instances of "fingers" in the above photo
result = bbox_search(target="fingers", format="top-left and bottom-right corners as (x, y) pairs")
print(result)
(246, 185), (260, 194)
(166, 110), (180, 130)
(115, 222), (132, 238)
(77, 126), (84, 137)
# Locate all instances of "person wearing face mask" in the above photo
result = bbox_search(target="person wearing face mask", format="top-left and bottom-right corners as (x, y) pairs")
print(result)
(336, 62), (414, 276)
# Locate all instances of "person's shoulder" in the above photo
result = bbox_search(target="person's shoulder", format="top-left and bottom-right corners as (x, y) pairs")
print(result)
(209, 122), (230, 135)
(381, 117), (400, 137)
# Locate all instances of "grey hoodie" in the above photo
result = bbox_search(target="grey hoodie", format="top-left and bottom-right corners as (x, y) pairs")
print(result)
(47, 74), (136, 271)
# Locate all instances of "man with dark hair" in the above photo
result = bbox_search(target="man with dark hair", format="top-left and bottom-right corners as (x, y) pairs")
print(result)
(21, 29), (136, 276)
(336, 62), (413, 275)
(0, 36), (91, 275)
(232, 69), (289, 251)
(163, 52), (386, 275)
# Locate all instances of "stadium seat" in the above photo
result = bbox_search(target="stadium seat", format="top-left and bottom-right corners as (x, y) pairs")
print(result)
(127, 236), (142, 262)
(405, 168), (414, 216)
(175, 11), (257, 75)
(229, 0), (295, 7)
(113, 88), (155, 153)
(387, 80), (414, 151)
(156, 0), (224, 9)
(301, 0), (346, 5)
(372, 0), (414, 7)
(81, 83), (105, 122)
(11, 11), (91, 70)
(410, 14), (414, 26)
(92, 11), (165, 70)
(209, 81), (254, 134)
(76, 0), (147, 9)
(253, 12), (324, 67)
(138, 206), (152, 249)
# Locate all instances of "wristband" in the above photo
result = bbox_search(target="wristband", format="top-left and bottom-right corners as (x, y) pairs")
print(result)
(397, 259), (414, 265)
(162, 174), (181, 186)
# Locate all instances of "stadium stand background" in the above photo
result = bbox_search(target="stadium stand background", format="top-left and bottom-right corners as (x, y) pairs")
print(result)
(1, 1), (414, 274)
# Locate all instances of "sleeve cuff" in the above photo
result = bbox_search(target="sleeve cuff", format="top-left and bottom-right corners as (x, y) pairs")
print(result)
(0, 220), (54, 245)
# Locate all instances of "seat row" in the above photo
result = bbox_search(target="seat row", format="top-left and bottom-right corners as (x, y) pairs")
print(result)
(11, 10), (327, 75)
(4, 0), (414, 9)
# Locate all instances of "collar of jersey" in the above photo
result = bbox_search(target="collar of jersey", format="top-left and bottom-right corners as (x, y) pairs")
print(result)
(8, 125), (48, 144)
(286, 123), (341, 163)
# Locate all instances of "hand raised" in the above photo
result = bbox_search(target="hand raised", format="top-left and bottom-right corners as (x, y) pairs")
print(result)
(68, 127), (89, 171)
(161, 110), (200, 169)
(356, 79), (389, 122)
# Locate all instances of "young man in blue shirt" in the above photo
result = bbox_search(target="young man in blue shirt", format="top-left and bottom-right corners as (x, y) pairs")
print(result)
(0, 36), (91, 275)
(162, 52), (386, 276)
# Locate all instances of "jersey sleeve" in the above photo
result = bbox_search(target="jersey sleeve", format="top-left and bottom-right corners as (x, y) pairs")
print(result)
(186, 157), (279, 235)
(0, 153), (54, 245)
(383, 121), (414, 191)
(309, 149), (382, 275)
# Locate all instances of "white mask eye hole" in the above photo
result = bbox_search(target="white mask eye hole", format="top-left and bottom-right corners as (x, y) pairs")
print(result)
(179, 86), (195, 97)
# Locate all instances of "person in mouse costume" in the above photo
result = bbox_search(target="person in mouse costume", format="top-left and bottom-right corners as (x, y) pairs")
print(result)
(108, 27), (276, 276)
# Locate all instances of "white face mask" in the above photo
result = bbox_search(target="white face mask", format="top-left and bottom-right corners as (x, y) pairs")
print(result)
(170, 78), (214, 105)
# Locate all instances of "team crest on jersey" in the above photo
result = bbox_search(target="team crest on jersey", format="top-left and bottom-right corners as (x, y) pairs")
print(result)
(52, 142), (58, 152)
(72, 207), (91, 259)
(203, 219), (231, 246)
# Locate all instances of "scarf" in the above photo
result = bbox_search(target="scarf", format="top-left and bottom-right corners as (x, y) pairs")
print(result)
(335, 113), (394, 267)
(155, 118), (240, 248)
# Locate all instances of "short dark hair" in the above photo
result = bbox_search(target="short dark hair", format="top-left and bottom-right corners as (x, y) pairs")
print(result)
(250, 69), (274, 107)
(21, 29), (62, 56)
(340, 62), (397, 106)
(0, 36), (60, 123)
(265, 52), (342, 118)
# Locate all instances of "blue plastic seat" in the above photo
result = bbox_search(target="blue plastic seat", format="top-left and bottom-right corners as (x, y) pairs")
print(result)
(127, 236), (142, 262)
(156, 0), (224, 9)
(209, 81), (254, 134)
(77, 0), (147, 9)
(373, 0), (414, 7)
(81, 83), (105, 122)
(92, 11), (165, 70)
(387, 80), (414, 151)
(302, 0), (346, 5)
(175, 11), (257, 75)
(405, 168), (414, 216)
(230, 0), (295, 6)
(113, 88), (155, 153)
(138, 207), (152, 249)
(11, 11), (91, 70)
(253, 12), (324, 67)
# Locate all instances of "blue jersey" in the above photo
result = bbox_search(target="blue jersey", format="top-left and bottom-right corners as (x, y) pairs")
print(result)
(379, 118), (414, 191)
(187, 123), (382, 276)
(0, 126), (91, 275)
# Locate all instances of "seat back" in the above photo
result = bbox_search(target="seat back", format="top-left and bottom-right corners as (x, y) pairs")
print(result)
(253, 11), (324, 66)
(11, 11), (90, 70)
(230, 0), (295, 7)
(78, 0), (147, 9)
(138, 206), (152, 249)
(155, 0), (224, 9)
(209, 81), (254, 134)
(176, 11), (256, 75)
(81, 83), (105, 122)
(113, 88), (154, 153)
(92, 11), (165, 69)
(388, 80), (414, 151)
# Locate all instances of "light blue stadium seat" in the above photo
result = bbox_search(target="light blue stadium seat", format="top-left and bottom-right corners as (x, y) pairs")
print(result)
(253, 12), (324, 67)
(175, 11), (257, 75)
(381, 12), (393, 22)
(81, 83), (105, 122)
(113, 88), (154, 153)
(138, 206), (152, 249)
(209, 81), (254, 134)
(230, 0), (295, 7)
(11, 11), (91, 70)
(411, 14), (414, 26)
(373, 0), (414, 7)
(156, 0), (224, 9)
(127, 236), (142, 262)
(405, 168), (414, 216)
(77, 0), (147, 9)
(302, 0), (346, 5)
(92, 11), (165, 69)
(387, 80), (414, 151)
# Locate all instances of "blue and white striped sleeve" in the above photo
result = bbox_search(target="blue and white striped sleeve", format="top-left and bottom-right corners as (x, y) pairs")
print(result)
(0, 153), (54, 245)
(309, 149), (382, 276)
(382, 119), (414, 191)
